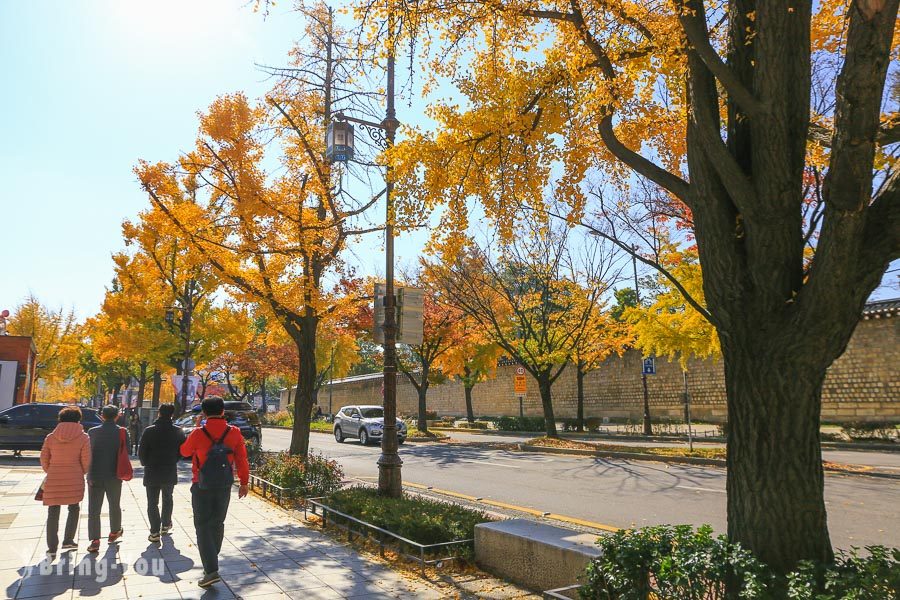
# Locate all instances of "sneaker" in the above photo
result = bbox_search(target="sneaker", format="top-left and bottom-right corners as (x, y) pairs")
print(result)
(160, 525), (172, 535)
(87, 540), (100, 553)
(61, 541), (78, 550)
(108, 529), (123, 543)
(198, 571), (220, 588)
(148, 532), (160, 543)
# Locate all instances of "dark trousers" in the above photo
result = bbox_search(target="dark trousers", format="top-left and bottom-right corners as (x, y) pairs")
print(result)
(88, 479), (122, 540)
(146, 485), (174, 534)
(46, 504), (79, 551)
(191, 484), (231, 575)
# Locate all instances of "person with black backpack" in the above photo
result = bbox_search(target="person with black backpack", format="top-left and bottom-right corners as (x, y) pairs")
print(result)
(179, 397), (249, 588)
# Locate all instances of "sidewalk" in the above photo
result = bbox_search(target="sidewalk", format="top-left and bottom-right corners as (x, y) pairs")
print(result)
(0, 463), (445, 599)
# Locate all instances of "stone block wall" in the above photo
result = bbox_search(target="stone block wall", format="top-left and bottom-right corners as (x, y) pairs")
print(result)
(284, 310), (900, 424)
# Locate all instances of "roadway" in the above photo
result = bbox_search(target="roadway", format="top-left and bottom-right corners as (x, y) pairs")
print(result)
(262, 428), (900, 550)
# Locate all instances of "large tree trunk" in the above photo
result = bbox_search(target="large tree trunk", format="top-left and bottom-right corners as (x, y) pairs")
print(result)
(416, 374), (430, 434)
(151, 370), (161, 407)
(576, 362), (585, 433)
(136, 361), (148, 409)
(464, 382), (475, 424)
(537, 377), (557, 438)
(724, 340), (832, 574)
(289, 314), (318, 457)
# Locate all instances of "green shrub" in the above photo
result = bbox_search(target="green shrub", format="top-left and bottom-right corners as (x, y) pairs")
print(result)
(788, 546), (900, 599)
(262, 410), (293, 427)
(579, 525), (900, 600)
(323, 486), (491, 555)
(497, 416), (546, 431)
(469, 421), (489, 430)
(585, 417), (604, 432)
(842, 421), (898, 441)
(425, 410), (439, 420)
(310, 420), (333, 432)
(256, 451), (344, 498)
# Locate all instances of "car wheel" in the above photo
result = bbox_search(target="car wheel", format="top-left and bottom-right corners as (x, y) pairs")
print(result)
(359, 429), (369, 446)
(334, 427), (344, 443)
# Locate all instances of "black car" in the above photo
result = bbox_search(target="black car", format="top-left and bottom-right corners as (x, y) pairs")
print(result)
(185, 400), (262, 445)
(0, 403), (103, 452)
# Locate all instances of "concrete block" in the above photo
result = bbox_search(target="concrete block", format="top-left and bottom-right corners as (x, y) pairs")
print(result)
(475, 519), (601, 592)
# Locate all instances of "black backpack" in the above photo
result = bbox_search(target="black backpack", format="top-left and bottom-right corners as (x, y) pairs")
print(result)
(198, 426), (234, 490)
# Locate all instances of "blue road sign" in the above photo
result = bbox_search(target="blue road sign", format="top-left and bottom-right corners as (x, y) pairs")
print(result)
(642, 356), (656, 375)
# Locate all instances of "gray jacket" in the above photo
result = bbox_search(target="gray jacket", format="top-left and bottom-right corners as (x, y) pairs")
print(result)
(88, 421), (129, 482)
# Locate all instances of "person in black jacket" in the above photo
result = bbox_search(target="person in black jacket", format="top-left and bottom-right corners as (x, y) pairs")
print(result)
(138, 403), (185, 542)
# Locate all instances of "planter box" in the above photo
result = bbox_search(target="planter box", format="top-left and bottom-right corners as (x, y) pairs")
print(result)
(475, 519), (600, 592)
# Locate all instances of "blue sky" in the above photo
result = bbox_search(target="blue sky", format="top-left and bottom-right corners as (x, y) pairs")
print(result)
(0, 0), (433, 318)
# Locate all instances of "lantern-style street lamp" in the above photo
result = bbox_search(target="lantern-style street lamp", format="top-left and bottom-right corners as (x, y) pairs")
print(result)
(326, 121), (355, 163)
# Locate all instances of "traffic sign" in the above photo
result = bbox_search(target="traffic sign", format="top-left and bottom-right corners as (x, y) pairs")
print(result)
(515, 366), (526, 376)
(514, 374), (527, 393)
(642, 356), (656, 375)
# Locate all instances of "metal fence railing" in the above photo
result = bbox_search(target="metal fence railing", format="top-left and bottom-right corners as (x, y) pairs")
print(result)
(247, 473), (307, 507)
(543, 584), (582, 599)
(304, 497), (474, 575)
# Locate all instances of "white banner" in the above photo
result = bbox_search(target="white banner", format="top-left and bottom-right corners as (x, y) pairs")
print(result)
(171, 375), (200, 407)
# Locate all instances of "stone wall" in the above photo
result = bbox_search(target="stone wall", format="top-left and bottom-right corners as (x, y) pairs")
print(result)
(283, 309), (900, 424)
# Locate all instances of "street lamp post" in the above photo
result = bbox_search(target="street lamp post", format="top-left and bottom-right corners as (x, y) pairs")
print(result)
(327, 13), (402, 497)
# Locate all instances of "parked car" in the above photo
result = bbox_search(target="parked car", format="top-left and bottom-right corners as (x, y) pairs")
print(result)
(0, 403), (103, 452)
(333, 405), (407, 445)
(184, 400), (262, 445)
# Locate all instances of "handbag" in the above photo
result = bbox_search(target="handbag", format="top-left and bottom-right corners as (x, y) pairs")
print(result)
(116, 428), (133, 481)
(34, 477), (46, 501)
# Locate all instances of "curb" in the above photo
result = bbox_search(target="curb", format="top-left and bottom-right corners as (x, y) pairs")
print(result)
(431, 428), (899, 453)
(519, 443), (725, 467)
(517, 443), (900, 480)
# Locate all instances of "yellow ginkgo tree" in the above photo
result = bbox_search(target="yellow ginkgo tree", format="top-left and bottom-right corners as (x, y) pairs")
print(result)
(624, 248), (720, 369)
(352, 0), (900, 571)
(137, 6), (380, 456)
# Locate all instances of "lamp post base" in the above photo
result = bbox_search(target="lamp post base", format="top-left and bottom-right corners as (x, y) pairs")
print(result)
(377, 453), (403, 498)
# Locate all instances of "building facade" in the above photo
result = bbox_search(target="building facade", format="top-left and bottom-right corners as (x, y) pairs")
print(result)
(0, 336), (37, 410)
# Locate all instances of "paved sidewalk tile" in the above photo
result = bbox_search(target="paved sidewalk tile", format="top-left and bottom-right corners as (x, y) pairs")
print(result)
(0, 463), (448, 599)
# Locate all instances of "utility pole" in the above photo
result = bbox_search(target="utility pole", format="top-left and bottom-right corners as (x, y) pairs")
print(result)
(633, 250), (652, 436)
(328, 346), (335, 419)
(378, 7), (403, 498)
(683, 370), (693, 452)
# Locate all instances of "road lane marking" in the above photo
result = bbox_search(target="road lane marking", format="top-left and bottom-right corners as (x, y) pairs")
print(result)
(402, 482), (620, 532)
(456, 459), (521, 469)
(488, 454), (554, 463)
(676, 485), (726, 493)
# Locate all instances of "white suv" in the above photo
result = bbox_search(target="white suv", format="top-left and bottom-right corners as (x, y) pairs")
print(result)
(333, 405), (407, 446)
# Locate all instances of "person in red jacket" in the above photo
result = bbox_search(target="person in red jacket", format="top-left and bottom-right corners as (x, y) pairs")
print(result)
(180, 397), (249, 588)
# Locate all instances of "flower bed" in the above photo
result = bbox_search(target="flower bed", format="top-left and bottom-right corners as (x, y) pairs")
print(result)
(311, 486), (491, 564)
(252, 451), (344, 505)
